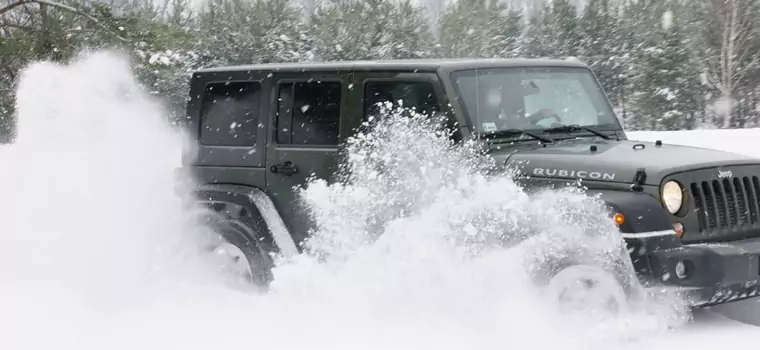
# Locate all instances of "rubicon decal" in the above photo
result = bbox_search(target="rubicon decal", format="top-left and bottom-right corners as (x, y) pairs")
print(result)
(532, 168), (617, 181)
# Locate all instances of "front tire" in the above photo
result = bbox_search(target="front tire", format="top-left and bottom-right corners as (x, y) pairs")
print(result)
(543, 264), (630, 317)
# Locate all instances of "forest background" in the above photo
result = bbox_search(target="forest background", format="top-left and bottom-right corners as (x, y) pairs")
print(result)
(0, 0), (755, 141)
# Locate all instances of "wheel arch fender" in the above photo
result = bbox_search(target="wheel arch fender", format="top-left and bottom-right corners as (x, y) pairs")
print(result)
(531, 189), (667, 301)
(194, 184), (300, 258)
(585, 188), (683, 281)
(585, 189), (674, 235)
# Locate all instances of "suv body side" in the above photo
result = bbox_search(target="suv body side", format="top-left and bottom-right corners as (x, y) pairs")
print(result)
(183, 66), (459, 249)
(181, 60), (760, 308)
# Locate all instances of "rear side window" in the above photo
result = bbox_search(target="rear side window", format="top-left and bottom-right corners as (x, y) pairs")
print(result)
(199, 81), (262, 146)
(276, 81), (341, 145)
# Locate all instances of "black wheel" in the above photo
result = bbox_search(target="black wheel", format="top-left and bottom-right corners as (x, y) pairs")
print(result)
(543, 264), (630, 317)
(199, 203), (275, 291)
(523, 238), (642, 318)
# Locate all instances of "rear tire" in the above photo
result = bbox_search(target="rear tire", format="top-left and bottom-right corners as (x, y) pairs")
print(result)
(200, 206), (275, 292)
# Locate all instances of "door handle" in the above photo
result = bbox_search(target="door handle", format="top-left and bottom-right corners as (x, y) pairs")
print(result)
(270, 160), (299, 176)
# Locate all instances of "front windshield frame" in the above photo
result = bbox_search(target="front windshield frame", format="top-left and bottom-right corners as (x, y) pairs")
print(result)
(449, 66), (623, 138)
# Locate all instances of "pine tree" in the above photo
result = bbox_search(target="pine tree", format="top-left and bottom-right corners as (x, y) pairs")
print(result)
(577, 0), (628, 108)
(194, 0), (310, 66)
(384, 0), (436, 59)
(521, 0), (581, 58)
(520, 5), (555, 58)
(309, 0), (434, 61)
(437, 0), (522, 58)
(629, 2), (703, 130)
(127, 0), (199, 120)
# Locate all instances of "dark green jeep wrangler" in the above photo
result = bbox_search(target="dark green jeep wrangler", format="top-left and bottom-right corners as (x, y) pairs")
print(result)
(179, 58), (760, 310)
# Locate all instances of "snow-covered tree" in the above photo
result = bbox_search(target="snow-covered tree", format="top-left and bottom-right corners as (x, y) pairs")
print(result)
(385, 0), (437, 59)
(3, 0), (760, 134)
(194, 0), (312, 66)
(692, 0), (760, 128)
(629, 2), (704, 130)
(521, 0), (582, 58)
(310, 0), (434, 61)
(437, 0), (522, 58)
(577, 0), (629, 108)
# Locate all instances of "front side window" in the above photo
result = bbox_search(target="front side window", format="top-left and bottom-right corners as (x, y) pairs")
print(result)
(364, 81), (440, 120)
(451, 67), (620, 134)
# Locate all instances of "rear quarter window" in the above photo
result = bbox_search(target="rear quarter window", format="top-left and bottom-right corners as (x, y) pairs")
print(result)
(199, 81), (262, 146)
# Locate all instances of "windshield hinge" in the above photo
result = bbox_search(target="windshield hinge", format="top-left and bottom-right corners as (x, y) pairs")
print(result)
(630, 168), (647, 192)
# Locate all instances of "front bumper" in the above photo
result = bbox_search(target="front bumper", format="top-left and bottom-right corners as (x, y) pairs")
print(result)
(625, 230), (760, 307)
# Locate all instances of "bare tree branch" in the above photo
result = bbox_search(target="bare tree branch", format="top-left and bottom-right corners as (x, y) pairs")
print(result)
(0, 1), (27, 16)
(0, 22), (33, 31)
(734, 55), (759, 86)
(0, 0), (128, 42)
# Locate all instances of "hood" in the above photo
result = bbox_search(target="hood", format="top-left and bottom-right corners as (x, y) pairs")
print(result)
(494, 138), (760, 186)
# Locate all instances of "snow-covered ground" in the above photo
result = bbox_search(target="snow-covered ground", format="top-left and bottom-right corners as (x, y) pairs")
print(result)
(2, 51), (760, 349)
(629, 128), (760, 158)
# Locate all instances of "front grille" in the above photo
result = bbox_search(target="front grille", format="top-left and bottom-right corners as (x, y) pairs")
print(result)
(690, 176), (760, 232)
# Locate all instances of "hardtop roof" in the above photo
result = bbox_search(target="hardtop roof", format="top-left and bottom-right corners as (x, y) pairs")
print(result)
(194, 58), (589, 74)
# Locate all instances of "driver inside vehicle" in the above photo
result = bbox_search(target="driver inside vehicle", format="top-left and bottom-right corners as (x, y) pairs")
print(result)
(478, 78), (562, 131)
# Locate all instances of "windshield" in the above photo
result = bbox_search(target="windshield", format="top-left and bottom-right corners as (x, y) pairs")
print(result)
(450, 66), (621, 135)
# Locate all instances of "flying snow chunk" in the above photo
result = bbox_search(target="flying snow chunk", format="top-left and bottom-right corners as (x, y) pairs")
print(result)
(711, 96), (737, 118)
(662, 11), (673, 30)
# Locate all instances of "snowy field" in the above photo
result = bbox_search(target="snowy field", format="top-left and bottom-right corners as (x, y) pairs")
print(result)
(629, 128), (760, 159)
(2, 51), (760, 349)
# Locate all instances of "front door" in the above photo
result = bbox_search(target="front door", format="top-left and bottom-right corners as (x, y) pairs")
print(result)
(265, 73), (353, 245)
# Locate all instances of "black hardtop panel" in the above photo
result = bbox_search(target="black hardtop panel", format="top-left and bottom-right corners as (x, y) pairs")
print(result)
(194, 58), (589, 74)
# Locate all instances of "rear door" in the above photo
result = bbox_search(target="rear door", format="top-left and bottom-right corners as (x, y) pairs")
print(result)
(264, 72), (353, 244)
(181, 70), (271, 189)
(185, 70), (270, 168)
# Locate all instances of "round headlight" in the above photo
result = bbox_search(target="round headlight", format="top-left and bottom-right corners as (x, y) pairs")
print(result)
(662, 181), (683, 214)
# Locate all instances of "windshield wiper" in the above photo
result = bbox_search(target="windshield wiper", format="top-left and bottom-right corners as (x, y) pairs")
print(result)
(479, 128), (554, 144)
(541, 124), (611, 140)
